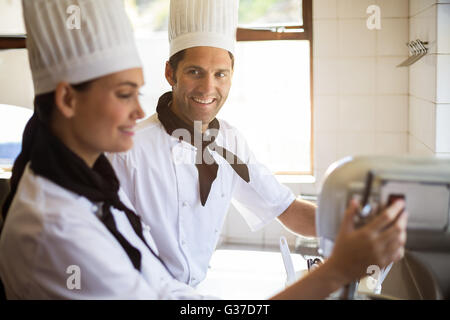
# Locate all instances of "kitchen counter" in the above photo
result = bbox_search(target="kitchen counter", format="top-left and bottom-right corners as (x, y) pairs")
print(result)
(196, 246), (308, 300)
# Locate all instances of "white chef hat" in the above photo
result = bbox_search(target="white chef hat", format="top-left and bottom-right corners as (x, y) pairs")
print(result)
(22, 0), (142, 95)
(169, 0), (239, 57)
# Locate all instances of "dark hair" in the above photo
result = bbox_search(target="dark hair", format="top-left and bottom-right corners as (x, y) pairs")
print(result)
(1, 80), (94, 223)
(35, 80), (93, 112)
(168, 48), (235, 81)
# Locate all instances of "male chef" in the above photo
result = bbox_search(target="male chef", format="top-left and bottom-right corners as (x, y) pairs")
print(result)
(108, 0), (405, 287)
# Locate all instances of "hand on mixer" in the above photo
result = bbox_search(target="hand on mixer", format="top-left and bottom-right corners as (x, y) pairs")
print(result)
(326, 199), (408, 286)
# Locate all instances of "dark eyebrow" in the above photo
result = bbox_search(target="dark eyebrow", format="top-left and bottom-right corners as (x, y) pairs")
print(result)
(183, 65), (231, 73)
(183, 65), (204, 71)
(117, 81), (139, 88)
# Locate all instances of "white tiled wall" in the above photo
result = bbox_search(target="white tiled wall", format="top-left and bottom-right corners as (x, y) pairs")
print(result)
(436, 104), (450, 152)
(409, 0), (450, 158)
(221, 0), (450, 248)
(221, 0), (412, 248)
(313, 0), (410, 186)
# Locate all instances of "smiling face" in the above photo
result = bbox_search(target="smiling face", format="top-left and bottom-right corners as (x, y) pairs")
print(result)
(165, 46), (233, 132)
(53, 68), (145, 166)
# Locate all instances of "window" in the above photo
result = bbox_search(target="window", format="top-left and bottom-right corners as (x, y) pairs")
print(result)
(128, 0), (314, 175)
(0, 0), (33, 175)
(239, 0), (303, 28)
(124, 0), (171, 117)
(226, 0), (313, 175)
(0, 104), (32, 166)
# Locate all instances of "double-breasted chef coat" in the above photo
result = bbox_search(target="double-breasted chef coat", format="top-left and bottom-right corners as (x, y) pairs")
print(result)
(108, 114), (296, 287)
(0, 164), (207, 299)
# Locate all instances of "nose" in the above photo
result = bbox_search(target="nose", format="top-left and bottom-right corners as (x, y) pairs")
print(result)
(198, 73), (215, 94)
(133, 98), (146, 120)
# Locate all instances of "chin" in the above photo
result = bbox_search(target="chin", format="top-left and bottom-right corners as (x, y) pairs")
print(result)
(194, 114), (216, 124)
(189, 106), (219, 121)
(109, 141), (134, 153)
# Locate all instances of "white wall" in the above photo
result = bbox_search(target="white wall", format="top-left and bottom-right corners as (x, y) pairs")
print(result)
(409, 0), (450, 156)
(0, 0), (25, 34)
(0, 0), (34, 109)
(220, 0), (411, 248)
(313, 0), (410, 188)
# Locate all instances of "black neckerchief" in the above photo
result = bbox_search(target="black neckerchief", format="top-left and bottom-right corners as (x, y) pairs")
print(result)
(24, 116), (166, 273)
(156, 92), (250, 206)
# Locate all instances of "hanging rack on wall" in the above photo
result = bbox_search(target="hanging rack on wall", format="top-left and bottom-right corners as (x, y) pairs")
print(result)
(397, 39), (429, 67)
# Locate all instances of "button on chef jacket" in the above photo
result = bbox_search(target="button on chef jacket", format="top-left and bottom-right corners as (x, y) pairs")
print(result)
(108, 114), (296, 287)
(0, 164), (208, 299)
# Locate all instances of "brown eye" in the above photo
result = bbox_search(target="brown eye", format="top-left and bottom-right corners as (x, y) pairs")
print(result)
(117, 92), (133, 99)
(188, 69), (200, 76)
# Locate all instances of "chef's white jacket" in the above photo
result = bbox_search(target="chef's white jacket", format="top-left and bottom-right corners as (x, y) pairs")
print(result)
(108, 114), (296, 287)
(0, 164), (206, 299)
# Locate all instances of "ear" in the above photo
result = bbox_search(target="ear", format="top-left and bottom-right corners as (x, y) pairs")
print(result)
(54, 82), (77, 119)
(165, 61), (176, 87)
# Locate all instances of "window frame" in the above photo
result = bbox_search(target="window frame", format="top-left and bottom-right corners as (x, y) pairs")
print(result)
(236, 0), (314, 176)
(0, 35), (26, 50)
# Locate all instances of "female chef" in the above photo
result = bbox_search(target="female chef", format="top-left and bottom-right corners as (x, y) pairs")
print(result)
(0, 0), (204, 299)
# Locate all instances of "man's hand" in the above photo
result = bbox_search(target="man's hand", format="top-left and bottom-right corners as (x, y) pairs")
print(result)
(326, 199), (408, 285)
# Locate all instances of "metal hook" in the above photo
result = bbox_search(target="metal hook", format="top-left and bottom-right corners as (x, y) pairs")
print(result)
(397, 40), (428, 67)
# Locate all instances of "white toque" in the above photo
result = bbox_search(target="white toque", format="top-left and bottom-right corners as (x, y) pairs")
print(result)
(22, 0), (142, 95)
(169, 0), (239, 57)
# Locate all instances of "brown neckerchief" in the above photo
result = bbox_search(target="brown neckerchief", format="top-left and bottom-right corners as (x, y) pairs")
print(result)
(156, 92), (250, 206)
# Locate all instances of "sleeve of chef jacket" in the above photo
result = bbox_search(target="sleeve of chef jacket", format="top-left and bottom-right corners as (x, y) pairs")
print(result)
(229, 127), (296, 232)
(24, 207), (215, 300)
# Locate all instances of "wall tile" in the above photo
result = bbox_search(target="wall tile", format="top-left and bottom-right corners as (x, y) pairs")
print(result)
(376, 57), (409, 94)
(376, 0), (409, 18)
(409, 96), (436, 151)
(409, 4), (437, 54)
(339, 19), (376, 57)
(375, 95), (408, 132)
(409, 53), (437, 102)
(339, 57), (376, 95)
(436, 54), (450, 103)
(437, 3), (450, 53)
(314, 132), (338, 171)
(377, 18), (410, 56)
(313, 0), (338, 19)
(409, 135), (435, 156)
(314, 58), (339, 95)
(436, 104), (450, 152)
(314, 20), (339, 57)
(410, 0), (437, 17)
(337, 0), (375, 18)
(314, 95), (339, 132)
(339, 95), (376, 132)
(375, 132), (408, 154)
(337, 132), (376, 158)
